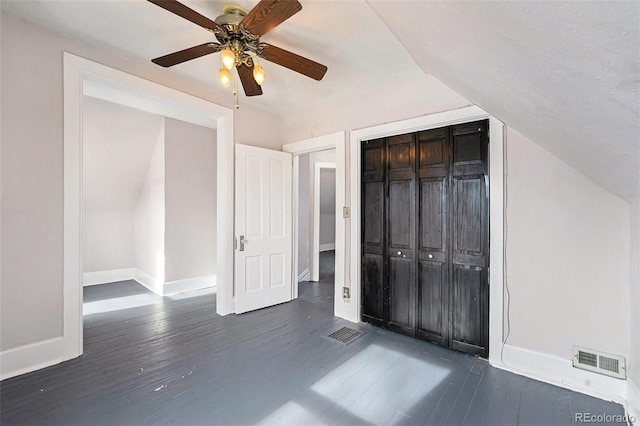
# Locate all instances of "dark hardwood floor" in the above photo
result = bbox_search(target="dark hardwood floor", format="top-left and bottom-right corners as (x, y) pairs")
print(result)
(0, 252), (625, 425)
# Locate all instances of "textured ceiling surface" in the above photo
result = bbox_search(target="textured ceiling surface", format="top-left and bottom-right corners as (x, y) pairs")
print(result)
(2, 0), (638, 199)
(367, 0), (639, 200)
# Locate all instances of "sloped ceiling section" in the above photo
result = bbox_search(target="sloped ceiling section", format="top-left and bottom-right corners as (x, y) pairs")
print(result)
(368, 1), (639, 200)
(83, 97), (164, 212)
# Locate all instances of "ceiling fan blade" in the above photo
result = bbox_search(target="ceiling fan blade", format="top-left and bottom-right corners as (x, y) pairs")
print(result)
(236, 62), (263, 97)
(152, 43), (223, 67)
(241, 0), (302, 36)
(147, 0), (223, 33)
(259, 43), (327, 81)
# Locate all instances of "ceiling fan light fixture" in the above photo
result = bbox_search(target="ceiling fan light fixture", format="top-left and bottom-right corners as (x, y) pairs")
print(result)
(221, 47), (236, 70)
(253, 64), (265, 85)
(218, 67), (232, 88)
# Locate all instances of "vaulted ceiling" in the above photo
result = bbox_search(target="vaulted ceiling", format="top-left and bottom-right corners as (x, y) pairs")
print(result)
(2, 0), (638, 200)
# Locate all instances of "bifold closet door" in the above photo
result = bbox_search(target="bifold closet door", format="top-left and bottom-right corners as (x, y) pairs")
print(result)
(386, 134), (416, 336)
(361, 138), (385, 326)
(416, 128), (450, 347)
(360, 120), (489, 358)
(450, 121), (489, 357)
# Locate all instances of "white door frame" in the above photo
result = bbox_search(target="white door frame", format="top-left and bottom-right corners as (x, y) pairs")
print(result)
(283, 132), (350, 320)
(311, 162), (336, 282)
(348, 106), (506, 363)
(63, 53), (235, 362)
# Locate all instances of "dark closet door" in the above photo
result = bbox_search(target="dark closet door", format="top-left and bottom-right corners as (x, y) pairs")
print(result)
(361, 138), (386, 326)
(450, 121), (489, 357)
(360, 120), (489, 358)
(386, 134), (416, 336)
(416, 128), (450, 347)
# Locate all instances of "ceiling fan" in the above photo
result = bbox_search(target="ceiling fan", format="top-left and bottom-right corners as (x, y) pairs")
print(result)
(147, 0), (328, 97)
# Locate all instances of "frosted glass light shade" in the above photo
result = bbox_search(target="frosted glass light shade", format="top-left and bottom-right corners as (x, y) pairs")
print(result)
(221, 48), (235, 70)
(253, 64), (265, 85)
(218, 67), (232, 88)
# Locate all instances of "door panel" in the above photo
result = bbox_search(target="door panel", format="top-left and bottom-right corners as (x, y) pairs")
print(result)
(386, 136), (416, 334)
(450, 121), (489, 357)
(361, 138), (386, 324)
(416, 128), (450, 348)
(235, 144), (292, 314)
(362, 254), (384, 324)
(363, 182), (384, 248)
(417, 260), (447, 344)
(388, 181), (413, 248)
(451, 266), (488, 356)
(419, 180), (445, 251)
(454, 178), (484, 255)
(388, 257), (414, 333)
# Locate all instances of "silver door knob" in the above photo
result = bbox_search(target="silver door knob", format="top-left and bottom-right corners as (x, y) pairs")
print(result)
(397, 251), (402, 255)
(428, 253), (434, 259)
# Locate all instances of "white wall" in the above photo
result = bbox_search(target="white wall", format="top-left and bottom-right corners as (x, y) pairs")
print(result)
(505, 128), (630, 360)
(629, 201), (640, 388)
(281, 73), (471, 144)
(0, 12), (283, 352)
(164, 118), (217, 284)
(319, 169), (336, 248)
(83, 97), (164, 275)
(134, 126), (165, 294)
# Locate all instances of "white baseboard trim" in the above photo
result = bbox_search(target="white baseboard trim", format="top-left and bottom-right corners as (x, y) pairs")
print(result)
(319, 243), (335, 252)
(492, 344), (629, 409)
(298, 268), (310, 282)
(0, 337), (67, 381)
(164, 275), (216, 295)
(83, 268), (135, 286)
(134, 269), (163, 296)
(628, 380), (640, 423)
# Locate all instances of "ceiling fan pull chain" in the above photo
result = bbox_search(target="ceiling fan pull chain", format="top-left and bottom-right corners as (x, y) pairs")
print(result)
(234, 67), (240, 109)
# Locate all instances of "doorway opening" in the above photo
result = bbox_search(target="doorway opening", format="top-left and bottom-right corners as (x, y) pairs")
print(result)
(81, 96), (217, 322)
(283, 132), (349, 320)
(297, 154), (336, 313)
(63, 53), (234, 363)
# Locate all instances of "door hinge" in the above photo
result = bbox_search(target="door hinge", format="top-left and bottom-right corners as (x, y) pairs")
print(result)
(343, 206), (350, 218)
(234, 236), (237, 250)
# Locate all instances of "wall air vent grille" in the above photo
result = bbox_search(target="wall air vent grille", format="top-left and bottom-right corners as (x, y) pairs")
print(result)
(572, 346), (626, 379)
(578, 351), (597, 367)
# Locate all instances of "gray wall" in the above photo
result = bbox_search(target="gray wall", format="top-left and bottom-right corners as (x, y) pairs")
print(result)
(319, 169), (336, 247)
(296, 150), (336, 278)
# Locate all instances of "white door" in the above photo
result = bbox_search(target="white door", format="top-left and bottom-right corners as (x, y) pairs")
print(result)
(235, 144), (292, 313)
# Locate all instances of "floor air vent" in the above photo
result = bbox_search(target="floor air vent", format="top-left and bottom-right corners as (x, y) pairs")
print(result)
(328, 327), (362, 344)
(572, 346), (626, 379)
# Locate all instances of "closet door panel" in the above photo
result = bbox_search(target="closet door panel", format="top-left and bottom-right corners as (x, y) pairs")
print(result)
(361, 138), (386, 325)
(450, 121), (489, 357)
(386, 135), (416, 334)
(416, 129), (450, 346)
